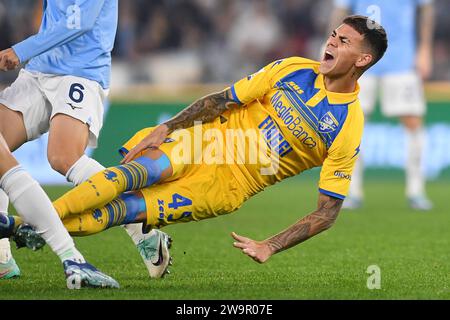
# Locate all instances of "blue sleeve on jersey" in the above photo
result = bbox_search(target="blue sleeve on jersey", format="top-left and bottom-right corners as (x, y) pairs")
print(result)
(12, 0), (105, 63)
(318, 188), (346, 200)
(230, 85), (242, 104)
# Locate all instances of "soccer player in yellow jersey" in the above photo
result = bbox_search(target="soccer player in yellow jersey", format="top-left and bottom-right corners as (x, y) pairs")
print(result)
(13, 16), (388, 267)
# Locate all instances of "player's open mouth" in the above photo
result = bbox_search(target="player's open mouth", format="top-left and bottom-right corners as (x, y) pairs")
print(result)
(323, 50), (335, 62)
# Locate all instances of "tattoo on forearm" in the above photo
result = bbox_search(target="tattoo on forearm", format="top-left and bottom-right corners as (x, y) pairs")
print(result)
(164, 89), (239, 132)
(267, 195), (343, 254)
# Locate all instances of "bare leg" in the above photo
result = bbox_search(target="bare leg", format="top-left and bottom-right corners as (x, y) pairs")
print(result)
(47, 114), (90, 175)
(0, 104), (27, 151)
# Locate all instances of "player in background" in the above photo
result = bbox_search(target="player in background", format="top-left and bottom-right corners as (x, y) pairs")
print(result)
(0, 131), (119, 288)
(0, 0), (170, 281)
(19, 16), (387, 264)
(329, 0), (435, 210)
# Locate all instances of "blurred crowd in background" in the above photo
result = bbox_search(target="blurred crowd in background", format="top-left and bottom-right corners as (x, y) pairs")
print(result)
(1, 0), (450, 87)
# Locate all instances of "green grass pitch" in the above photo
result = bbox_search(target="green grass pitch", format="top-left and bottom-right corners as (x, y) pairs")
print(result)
(0, 174), (449, 299)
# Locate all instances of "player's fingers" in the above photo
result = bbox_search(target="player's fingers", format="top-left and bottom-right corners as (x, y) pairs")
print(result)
(231, 231), (240, 240)
(122, 148), (141, 164)
(124, 141), (148, 162)
(231, 232), (250, 243)
(233, 241), (248, 249)
(0, 59), (6, 71)
(121, 151), (135, 164)
(135, 138), (158, 152)
(150, 134), (166, 147)
(7, 60), (18, 70)
(149, 142), (162, 148)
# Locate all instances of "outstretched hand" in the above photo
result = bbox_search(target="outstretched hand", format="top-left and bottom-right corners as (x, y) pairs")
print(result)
(231, 232), (272, 264)
(0, 48), (20, 72)
(121, 124), (170, 164)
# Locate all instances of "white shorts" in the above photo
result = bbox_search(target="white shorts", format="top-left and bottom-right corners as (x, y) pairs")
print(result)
(358, 72), (426, 117)
(0, 69), (109, 147)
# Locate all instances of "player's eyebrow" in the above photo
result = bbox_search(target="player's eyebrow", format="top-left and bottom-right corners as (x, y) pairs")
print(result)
(335, 31), (351, 44)
(332, 30), (351, 44)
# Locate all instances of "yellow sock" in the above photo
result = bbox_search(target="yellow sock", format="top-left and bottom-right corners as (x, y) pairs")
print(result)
(54, 168), (124, 219)
(63, 211), (108, 236)
(62, 195), (135, 236)
(13, 215), (24, 228)
(54, 155), (170, 219)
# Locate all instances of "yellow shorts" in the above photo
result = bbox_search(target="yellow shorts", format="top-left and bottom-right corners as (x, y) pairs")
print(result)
(120, 125), (248, 229)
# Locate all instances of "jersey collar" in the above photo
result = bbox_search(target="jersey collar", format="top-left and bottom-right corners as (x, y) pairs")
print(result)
(314, 73), (360, 105)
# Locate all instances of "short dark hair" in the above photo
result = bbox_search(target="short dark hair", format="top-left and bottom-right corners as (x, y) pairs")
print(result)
(343, 15), (388, 69)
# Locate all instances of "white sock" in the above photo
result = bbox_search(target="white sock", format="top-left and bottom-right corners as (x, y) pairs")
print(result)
(66, 155), (146, 244)
(405, 128), (425, 197)
(65, 154), (106, 186)
(0, 165), (85, 263)
(0, 189), (13, 264)
(0, 188), (8, 213)
(0, 238), (12, 264)
(123, 223), (146, 243)
(348, 157), (364, 200)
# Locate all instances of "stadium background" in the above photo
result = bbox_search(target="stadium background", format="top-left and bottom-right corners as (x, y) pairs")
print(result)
(0, 0), (449, 299)
(1, 0), (449, 183)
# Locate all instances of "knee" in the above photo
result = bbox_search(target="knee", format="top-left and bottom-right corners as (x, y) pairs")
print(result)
(47, 153), (80, 175)
(401, 116), (422, 131)
(133, 153), (172, 185)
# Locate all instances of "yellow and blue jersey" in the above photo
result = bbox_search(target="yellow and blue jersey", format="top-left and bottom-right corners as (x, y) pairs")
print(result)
(227, 57), (364, 199)
(116, 57), (364, 228)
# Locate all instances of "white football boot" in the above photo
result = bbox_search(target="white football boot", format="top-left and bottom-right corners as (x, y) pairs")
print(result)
(124, 224), (173, 278)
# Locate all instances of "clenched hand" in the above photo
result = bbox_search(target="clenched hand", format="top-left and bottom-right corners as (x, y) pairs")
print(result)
(0, 48), (20, 72)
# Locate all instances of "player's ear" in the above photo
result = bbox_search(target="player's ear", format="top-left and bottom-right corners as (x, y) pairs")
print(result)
(355, 53), (373, 69)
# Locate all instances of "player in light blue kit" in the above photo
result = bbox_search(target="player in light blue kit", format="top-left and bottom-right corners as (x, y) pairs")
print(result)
(329, 0), (435, 211)
(0, 0), (171, 286)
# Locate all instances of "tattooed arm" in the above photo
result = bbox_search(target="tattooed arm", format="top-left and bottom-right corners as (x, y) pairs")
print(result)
(121, 88), (240, 163)
(164, 88), (240, 133)
(232, 193), (343, 263)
